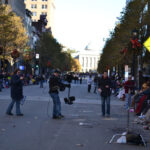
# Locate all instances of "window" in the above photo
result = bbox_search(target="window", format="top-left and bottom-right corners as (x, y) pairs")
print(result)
(42, 0), (47, 1)
(31, 4), (37, 9)
(41, 12), (47, 15)
(42, 5), (47, 9)
(32, 12), (37, 16)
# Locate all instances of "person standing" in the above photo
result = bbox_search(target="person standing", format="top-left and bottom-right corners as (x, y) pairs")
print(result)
(87, 75), (93, 93)
(49, 69), (70, 119)
(93, 74), (98, 94)
(39, 74), (44, 88)
(98, 71), (112, 117)
(124, 75), (135, 109)
(6, 69), (24, 116)
(0, 72), (3, 92)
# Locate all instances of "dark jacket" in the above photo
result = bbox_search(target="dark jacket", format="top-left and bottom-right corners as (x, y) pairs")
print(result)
(49, 75), (66, 94)
(98, 76), (112, 97)
(11, 74), (23, 101)
(124, 80), (135, 94)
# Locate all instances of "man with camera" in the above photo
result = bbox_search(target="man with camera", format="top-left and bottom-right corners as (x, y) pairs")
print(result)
(49, 69), (70, 119)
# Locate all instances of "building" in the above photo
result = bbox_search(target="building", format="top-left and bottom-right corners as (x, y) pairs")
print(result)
(24, 0), (55, 33)
(2, 0), (26, 18)
(72, 48), (100, 73)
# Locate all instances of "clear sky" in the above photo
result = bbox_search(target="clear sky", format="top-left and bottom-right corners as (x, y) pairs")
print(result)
(53, 0), (126, 52)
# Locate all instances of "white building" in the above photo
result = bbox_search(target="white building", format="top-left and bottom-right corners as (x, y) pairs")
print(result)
(72, 48), (100, 72)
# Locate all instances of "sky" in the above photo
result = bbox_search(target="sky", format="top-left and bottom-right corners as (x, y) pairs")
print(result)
(53, 0), (126, 52)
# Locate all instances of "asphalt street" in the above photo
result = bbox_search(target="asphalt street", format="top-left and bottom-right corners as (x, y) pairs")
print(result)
(0, 82), (149, 150)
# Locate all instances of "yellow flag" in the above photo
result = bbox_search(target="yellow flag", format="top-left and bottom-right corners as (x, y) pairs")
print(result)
(144, 37), (150, 52)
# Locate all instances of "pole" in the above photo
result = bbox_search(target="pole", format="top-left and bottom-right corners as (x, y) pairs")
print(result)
(132, 51), (135, 80)
(0, 57), (1, 73)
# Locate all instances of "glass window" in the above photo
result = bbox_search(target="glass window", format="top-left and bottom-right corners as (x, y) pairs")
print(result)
(41, 12), (47, 15)
(31, 4), (37, 8)
(32, 12), (37, 16)
(42, 4), (47, 9)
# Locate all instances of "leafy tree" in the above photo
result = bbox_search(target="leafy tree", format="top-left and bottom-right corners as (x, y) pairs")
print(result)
(71, 59), (81, 72)
(98, 0), (148, 74)
(0, 4), (28, 70)
(37, 32), (74, 72)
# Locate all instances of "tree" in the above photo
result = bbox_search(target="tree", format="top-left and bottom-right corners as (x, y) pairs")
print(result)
(37, 32), (75, 72)
(98, 0), (147, 73)
(0, 4), (28, 71)
(71, 59), (81, 72)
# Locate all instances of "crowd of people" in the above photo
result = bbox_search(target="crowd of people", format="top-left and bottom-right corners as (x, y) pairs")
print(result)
(2, 68), (150, 130)
(104, 74), (150, 131)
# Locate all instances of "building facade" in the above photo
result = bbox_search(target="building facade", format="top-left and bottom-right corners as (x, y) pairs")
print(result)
(72, 49), (100, 72)
(24, 0), (55, 33)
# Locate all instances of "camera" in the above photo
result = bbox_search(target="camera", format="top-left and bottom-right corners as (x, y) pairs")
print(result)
(65, 74), (73, 83)
(64, 96), (75, 105)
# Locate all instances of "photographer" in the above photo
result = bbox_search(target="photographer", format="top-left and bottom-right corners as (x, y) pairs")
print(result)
(49, 69), (70, 119)
(6, 69), (24, 116)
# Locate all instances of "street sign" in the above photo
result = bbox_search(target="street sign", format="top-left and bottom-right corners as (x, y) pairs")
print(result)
(144, 37), (150, 52)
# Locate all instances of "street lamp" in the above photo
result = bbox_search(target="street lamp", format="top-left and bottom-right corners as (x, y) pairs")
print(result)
(130, 29), (140, 80)
(35, 53), (39, 75)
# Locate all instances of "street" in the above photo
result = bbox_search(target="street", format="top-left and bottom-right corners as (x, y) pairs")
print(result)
(0, 82), (149, 150)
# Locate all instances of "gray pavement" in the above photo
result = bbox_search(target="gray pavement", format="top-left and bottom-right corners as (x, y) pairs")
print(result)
(0, 82), (149, 150)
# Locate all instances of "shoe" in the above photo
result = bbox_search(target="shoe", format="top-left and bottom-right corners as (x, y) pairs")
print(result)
(59, 115), (64, 118)
(6, 112), (13, 116)
(52, 116), (61, 119)
(106, 114), (110, 118)
(16, 113), (24, 116)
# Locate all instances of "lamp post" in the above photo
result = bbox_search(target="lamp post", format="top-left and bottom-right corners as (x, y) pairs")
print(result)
(130, 29), (142, 80)
(131, 29), (138, 79)
(35, 53), (39, 75)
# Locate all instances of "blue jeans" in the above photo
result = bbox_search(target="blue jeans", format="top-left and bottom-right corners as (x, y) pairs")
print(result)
(50, 93), (61, 117)
(125, 93), (132, 109)
(101, 96), (110, 116)
(40, 81), (43, 88)
(6, 99), (21, 114)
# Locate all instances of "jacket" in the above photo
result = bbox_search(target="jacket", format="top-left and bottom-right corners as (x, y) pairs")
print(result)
(49, 75), (66, 94)
(98, 76), (112, 97)
(124, 80), (135, 94)
(11, 74), (23, 101)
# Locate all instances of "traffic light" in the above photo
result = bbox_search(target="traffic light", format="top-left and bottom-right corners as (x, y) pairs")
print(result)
(35, 60), (39, 68)
(36, 64), (39, 68)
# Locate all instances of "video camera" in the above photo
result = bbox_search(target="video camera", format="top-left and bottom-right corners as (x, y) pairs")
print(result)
(64, 96), (75, 105)
(65, 74), (73, 83)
